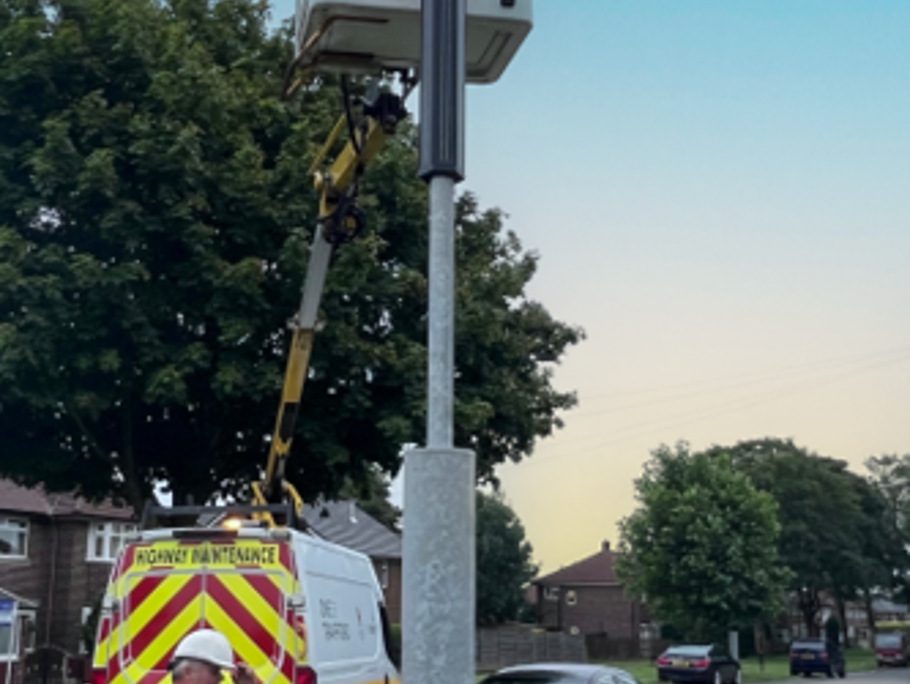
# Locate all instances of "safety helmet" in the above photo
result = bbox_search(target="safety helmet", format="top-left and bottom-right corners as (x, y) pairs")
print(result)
(170, 629), (235, 670)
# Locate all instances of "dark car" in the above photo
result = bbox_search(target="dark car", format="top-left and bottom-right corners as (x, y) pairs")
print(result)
(478, 663), (642, 684)
(789, 638), (846, 678)
(656, 644), (741, 684)
(875, 632), (910, 667)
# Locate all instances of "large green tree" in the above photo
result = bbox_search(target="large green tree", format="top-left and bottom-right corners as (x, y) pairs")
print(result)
(865, 453), (910, 536)
(864, 453), (910, 603)
(712, 438), (871, 636)
(616, 441), (790, 642)
(0, 0), (582, 511)
(835, 469), (908, 642)
(475, 489), (538, 625)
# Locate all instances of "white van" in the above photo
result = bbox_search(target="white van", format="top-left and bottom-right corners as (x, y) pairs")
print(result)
(89, 520), (400, 684)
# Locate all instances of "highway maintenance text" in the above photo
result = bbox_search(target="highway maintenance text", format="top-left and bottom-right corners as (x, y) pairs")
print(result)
(133, 544), (280, 567)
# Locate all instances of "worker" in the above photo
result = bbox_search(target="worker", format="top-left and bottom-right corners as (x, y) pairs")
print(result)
(169, 629), (258, 684)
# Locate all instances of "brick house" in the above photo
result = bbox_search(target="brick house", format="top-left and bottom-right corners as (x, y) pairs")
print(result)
(0, 479), (138, 683)
(303, 499), (403, 624)
(531, 541), (646, 643)
(872, 598), (908, 623)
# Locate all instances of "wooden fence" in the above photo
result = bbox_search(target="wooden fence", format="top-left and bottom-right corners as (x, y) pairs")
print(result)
(585, 634), (674, 661)
(476, 625), (588, 672)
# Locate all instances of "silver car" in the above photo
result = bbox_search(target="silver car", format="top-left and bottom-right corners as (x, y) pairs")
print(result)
(478, 663), (644, 684)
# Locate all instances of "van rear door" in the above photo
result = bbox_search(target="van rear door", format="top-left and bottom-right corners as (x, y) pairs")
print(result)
(97, 537), (302, 684)
(198, 539), (301, 684)
(104, 541), (206, 684)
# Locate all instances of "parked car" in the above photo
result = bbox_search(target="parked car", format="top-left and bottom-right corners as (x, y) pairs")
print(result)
(875, 632), (910, 667)
(478, 663), (642, 684)
(789, 637), (846, 678)
(656, 644), (741, 684)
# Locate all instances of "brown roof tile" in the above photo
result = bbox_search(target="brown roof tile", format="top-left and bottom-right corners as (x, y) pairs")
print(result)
(533, 541), (620, 586)
(0, 479), (51, 515)
(303, 500), (401, 559)
(0, 479), (135, 520)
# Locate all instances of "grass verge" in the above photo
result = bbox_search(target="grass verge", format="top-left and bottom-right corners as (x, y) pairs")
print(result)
(593, 647), (876, 684)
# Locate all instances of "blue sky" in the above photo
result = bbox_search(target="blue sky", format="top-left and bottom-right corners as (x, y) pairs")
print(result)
(270, 1), (910, 571)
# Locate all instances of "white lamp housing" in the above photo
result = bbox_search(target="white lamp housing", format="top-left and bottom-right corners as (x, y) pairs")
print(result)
(294, 0), (533, 84)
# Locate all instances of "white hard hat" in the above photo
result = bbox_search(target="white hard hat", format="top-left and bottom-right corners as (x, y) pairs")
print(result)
(171, 629), (235, 670)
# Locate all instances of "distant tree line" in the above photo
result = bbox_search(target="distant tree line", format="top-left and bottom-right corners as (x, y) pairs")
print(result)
(618, 437), (910, 643)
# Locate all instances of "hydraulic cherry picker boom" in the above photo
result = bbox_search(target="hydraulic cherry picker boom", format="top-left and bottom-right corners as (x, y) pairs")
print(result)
(247, 0), (530, 528)
(250, 75), (411, 527)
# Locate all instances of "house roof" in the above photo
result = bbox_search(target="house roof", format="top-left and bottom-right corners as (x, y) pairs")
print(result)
(0, 479), (135, 521)
(873, 598), (908, 614)
(303, 499), (401, 559)
(533, 541), (619, 586)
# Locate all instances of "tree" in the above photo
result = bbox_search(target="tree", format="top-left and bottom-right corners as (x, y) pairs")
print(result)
(616, 441), (790, 642)
(863, 454), (910, 607)
(827, 470), (909, 645)
(475, 490), (538, 625)
(712, 438), (869, 637)
(0, 0), (583, 511)
(824, 615), (841, 645)
(82, 590), (103, 655)
(865, 454), (910, 537)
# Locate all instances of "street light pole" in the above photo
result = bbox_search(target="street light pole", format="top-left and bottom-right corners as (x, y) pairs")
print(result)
(403, 1), (475, 683)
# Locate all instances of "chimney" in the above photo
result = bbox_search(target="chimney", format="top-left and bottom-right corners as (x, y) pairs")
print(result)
(602, 540), (611, 552)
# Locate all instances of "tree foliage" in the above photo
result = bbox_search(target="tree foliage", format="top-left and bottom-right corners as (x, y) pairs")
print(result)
(865, 453), (910, 535)
(617, 441), (791, 641)
(705, 438), (910, 638)
(0, 0), (582, 510)
(476, 490), (538, 625)
(863, 453), (910, 601)
(707, 439), (866, 634)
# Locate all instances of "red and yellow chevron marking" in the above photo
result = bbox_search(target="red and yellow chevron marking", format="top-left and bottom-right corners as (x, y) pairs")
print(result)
(93, 539), (305, 684)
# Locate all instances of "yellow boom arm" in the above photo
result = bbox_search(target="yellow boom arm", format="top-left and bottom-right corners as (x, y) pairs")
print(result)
(252, 86), (408, 527)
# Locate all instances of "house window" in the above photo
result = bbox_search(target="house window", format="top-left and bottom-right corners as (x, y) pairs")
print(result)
(544, 587), (560, 601)
(566, 590), (577, 606)
(19, 613), (36, 652)
(0, 622), (13, 659)
(87, 522), (138, 562)
(380, 561), (389, 590)
(0, 517), (28, 558)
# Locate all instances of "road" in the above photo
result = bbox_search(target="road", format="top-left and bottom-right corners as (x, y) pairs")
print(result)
(766, 670), (910, 684)
(842, 670), (910, 684)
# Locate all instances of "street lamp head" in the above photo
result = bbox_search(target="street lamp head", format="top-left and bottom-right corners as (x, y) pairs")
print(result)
(294, 0), (533, 84)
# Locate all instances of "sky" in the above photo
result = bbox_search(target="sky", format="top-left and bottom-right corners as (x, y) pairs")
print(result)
(270, 1), (910, 575)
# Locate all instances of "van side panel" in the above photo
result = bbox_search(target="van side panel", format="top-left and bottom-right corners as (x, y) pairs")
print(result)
(296, 539), (397, 684)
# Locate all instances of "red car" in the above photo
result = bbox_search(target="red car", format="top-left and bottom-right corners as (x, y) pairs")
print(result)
(875, 632), (910, 667)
